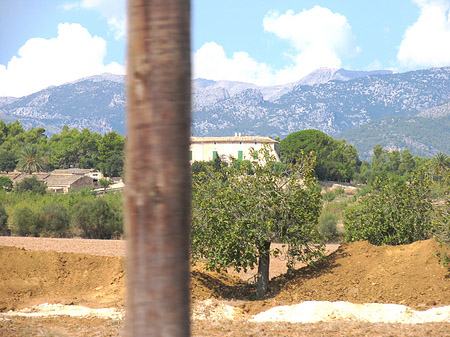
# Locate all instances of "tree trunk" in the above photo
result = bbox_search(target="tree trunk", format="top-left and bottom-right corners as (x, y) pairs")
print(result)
(256, 241), (271, 297)
(125, 0), (191, 336)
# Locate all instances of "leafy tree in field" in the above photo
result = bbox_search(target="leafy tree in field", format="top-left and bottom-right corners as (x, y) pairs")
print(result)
(279, 129), (360, 182)
(16, 145), (44, 174)
(192, 147), (324, 297)
(344, 171), (434, 246)
(0, 177), (13, 192)
(15, 176), (47, 195)
(0, 204), (9, 235)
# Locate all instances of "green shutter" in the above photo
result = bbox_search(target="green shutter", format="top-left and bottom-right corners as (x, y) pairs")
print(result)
(238, 150), (243, 160)
(190, 150), (192, 161)
(213, 151), (218, 159)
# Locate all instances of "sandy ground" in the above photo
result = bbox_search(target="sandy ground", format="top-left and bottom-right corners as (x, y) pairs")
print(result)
(1, 236), (450, 336)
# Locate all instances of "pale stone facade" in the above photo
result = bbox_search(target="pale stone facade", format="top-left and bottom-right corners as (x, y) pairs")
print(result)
(190, 133), (280, 163)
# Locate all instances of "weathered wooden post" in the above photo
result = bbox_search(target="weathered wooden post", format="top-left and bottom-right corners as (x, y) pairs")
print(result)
(125, 0), (191, 335)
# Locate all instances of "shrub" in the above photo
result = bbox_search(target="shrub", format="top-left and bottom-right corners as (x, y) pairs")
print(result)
(71, 199), (122, 239)
(319, 212), (338, 241)
(40, 203), (71, 237)
(323, 186), (345, 202)
(0, 204), (9, 235)
(12, 205), (41, 236)
(344, 175), (433, 246)
(15, 176), (47, 195)
(0, 177), (13, 192)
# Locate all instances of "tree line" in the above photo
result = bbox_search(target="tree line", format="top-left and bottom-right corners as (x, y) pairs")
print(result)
(0, 121), (124, 177)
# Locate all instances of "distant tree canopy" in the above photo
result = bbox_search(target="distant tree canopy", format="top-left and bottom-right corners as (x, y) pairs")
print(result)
(279, 129), (361, 182)
(0, 121), (125, 176)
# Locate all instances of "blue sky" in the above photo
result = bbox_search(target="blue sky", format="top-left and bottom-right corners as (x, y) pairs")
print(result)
(1, 0), (450, 97)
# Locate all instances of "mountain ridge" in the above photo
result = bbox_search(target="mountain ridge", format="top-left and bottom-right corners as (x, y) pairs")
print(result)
(0, 67), (450, 159)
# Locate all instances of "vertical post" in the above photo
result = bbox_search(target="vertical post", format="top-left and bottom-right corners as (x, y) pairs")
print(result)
(125, 0), (191, 336)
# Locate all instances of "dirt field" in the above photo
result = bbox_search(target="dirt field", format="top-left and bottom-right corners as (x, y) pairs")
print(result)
(1, 236), (450, 336)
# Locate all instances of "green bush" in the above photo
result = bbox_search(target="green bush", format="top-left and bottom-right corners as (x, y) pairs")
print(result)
(0, 177), (13, 192)
(71, 199), (122, 239)
(0, 204), (9, 235)
(12, 205), (41, 236)
(15, 176), (47, 195)
(344, 175), (433, 246)
(40, 203), (71, 237)
(323, 186), (345, 202)
(319, 212), (338, 241)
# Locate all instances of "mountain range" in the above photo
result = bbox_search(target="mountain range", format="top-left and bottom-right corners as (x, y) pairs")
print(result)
(1, 67), (450, 158)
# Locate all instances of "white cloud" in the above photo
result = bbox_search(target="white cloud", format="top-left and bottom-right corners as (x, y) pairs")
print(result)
(397, 0), (450, 68)
(0, 23), (125, 97)
(63, 0), (126, 39)
(193, 42), (274, 85)
(263, 7), (360, 84)
(193, 6), (360, 85)
(80, 0), (126, 39)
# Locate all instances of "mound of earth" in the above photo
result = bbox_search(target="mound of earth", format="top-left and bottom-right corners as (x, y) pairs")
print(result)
(0, 246), (244, 312)
(263, 239), (450, 312)
(1, 238), (449, 316)
(0, 246), (125, 311)
(191, 264), (248, 301)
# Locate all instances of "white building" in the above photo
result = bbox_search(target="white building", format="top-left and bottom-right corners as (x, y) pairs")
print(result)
(190, 133), (280, 163)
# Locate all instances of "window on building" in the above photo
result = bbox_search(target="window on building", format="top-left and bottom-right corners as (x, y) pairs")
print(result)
(213, 151), (218, 159)
(238, 150), (243, 160)
(190, 150), (192, 161)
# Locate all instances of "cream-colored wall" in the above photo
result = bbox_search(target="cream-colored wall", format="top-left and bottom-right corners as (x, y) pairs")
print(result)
(190, 141), (280, 163)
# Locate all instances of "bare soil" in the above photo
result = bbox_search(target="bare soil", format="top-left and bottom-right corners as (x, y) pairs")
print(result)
(1, 236), (450, 336)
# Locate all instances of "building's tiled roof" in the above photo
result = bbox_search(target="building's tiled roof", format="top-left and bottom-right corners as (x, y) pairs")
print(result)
(12, 173), (50, 183)
(51, 169), (97, 175)
(0, 171), (94, 188)
(44, 175), (91, 187)
(190, 136), (278, 144)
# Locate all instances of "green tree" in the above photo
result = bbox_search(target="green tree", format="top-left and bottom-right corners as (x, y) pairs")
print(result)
(280, 130), (360, 182)
(431, 152), (450, 180)
(398, 149), (415, 176)
(15, 176), (47, 195)
(98, 131), (125, 163)
(49, 127), (101, 169)
(16, 145), (44, 174)
(101, 153), (124, 177)
(0, 149), (17, 173)
(344, 172), (434, 246)
(192, 147), (324, 297)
